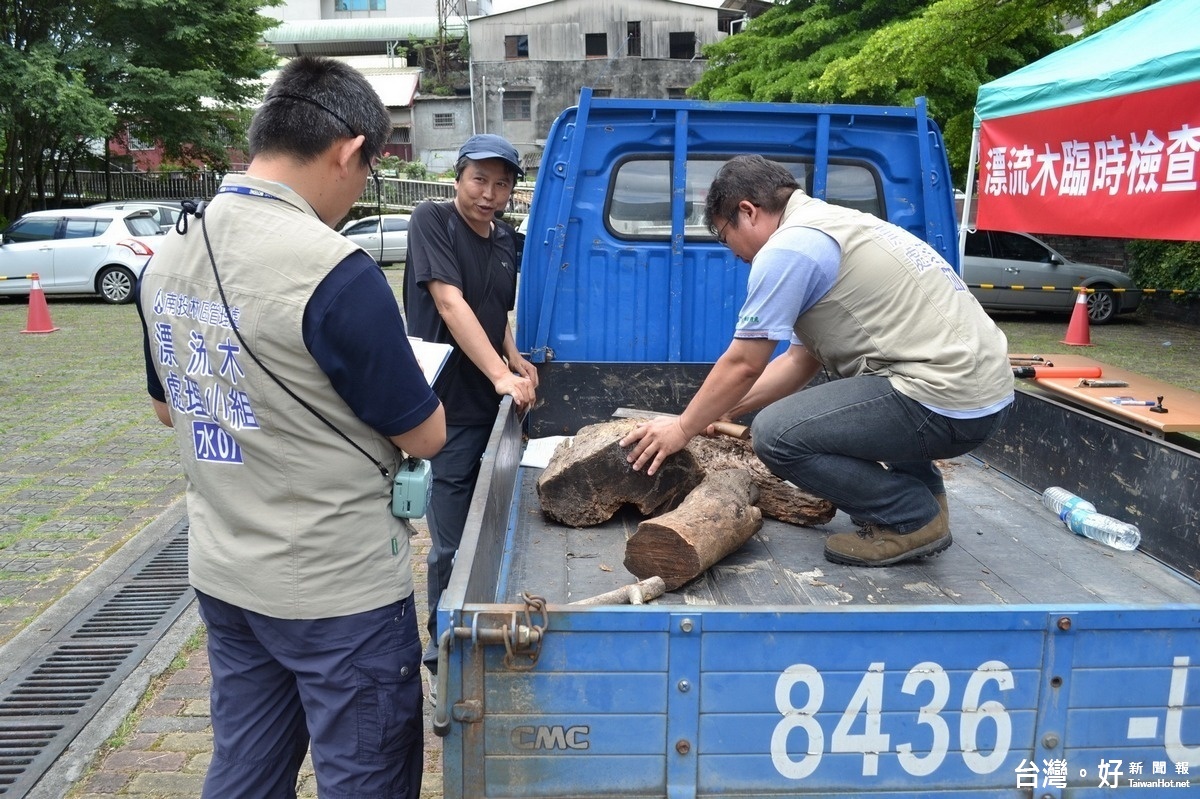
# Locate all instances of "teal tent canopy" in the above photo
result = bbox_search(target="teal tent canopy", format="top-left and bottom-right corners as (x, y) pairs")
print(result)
(975, 0), (1200, 124)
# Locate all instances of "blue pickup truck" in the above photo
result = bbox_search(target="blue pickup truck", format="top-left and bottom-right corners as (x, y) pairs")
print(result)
(433, 90), (1200, 798)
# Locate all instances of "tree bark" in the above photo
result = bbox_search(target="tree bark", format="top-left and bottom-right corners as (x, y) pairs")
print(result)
(536, 417), (837, 528)
(686, 433), (837, 526)
(536, 419), (703, 528)
(625, 469), (762, 590)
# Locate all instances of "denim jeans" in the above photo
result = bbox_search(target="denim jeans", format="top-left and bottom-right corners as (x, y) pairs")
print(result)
(751, 375), (1010, 533)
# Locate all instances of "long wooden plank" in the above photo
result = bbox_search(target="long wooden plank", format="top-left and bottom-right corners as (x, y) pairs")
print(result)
(1013, 352), (1200, 433)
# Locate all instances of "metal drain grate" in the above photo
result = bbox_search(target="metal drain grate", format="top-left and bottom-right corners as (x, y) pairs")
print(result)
(0, 517), (192, 796)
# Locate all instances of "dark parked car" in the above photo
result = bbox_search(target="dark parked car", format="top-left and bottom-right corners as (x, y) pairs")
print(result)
(962, 230), (1140, 324)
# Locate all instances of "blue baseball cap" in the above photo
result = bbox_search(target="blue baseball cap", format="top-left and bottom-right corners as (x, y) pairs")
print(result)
(459, 133), (524, 178)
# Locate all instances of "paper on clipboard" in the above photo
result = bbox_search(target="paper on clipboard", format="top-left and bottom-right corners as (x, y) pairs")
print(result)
(408, 337), (454, 385)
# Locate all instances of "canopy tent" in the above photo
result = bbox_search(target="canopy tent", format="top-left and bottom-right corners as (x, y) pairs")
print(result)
(967, 0), (1200, 242)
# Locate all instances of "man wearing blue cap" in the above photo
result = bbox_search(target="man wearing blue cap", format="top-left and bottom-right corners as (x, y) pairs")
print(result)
(403, 134), (538, 692)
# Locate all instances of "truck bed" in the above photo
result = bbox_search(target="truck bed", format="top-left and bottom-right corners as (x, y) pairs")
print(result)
(498, 453), (1200, 609)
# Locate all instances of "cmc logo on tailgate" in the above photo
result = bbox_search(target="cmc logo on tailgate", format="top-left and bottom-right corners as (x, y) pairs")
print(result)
(511, 725), (590, 750)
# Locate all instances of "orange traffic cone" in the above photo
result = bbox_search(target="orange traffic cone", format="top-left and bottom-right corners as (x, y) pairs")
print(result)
(1061, 288), (1091, 346)
(21, 273), (59, 334)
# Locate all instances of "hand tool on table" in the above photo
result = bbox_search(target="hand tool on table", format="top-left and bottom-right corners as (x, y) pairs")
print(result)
(1077, 379), (1129, 388)
(611, 407), (750, 439)
(1012, 365), (1102, 379)
(1102, 396), (1169, 413)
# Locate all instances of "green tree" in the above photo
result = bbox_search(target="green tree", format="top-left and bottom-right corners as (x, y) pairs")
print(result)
(691, 0), (1155, 183)
(0, 0), (280, 222)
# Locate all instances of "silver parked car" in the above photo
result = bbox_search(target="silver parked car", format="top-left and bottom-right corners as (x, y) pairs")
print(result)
(962, 230), (1140, 325)
(0, 208), (162, 304)
(340, 214), (410, 265)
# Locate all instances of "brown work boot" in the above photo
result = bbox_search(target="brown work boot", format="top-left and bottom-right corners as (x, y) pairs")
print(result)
(824, 509), (952, 567)
(935, 493), (949, 526)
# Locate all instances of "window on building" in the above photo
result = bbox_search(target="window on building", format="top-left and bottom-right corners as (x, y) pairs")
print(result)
(126, 127), (153, 151)
(335, 0), (386, 9)
(591, 88), (613, 98)
(585, 33), (607, 58)
(505, 34), (529, 60)
(627, 22), (641, 57)
(502, 91), (532, 121)
(607, 158), (882, 238)
(669, 31), (696, 59)
(432, 113), (455, 129)
(388, 127), (411, 144)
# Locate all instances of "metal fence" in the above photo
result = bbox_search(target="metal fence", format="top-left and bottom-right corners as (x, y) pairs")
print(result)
(363, 175), (532, 216)
(36, 170), (531, 216)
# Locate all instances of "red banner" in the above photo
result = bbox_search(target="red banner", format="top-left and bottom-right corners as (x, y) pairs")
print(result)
(977, 81), (1200, 240)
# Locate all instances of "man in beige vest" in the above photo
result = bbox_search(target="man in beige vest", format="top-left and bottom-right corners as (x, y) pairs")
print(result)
(138, 56), (445, 797)
(622, 155), (1012, 567)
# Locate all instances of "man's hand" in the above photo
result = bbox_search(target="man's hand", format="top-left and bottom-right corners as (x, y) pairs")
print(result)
(495, 372), (536, 410)
(619, 416), (691, 476)
(508, 352), (540, 389)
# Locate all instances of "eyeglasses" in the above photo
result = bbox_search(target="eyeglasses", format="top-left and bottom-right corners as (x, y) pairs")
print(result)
(715, 217), (733, 246)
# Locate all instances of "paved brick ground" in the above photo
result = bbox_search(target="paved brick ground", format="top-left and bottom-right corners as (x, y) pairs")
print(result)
(68, 522), (446, 799)
(2, 289), (447, 798)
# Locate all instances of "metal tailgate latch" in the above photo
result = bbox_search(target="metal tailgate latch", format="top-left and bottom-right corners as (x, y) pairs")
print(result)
(443, 591), (549, 670)
(432, 592), (550, 737)
(500, 592), (549, 670)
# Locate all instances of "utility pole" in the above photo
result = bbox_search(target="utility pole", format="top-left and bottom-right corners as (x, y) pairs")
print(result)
(434, 0), (458, 87)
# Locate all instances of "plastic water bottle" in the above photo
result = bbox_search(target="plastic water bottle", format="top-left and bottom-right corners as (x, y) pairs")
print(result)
(1041, 486), (1096, 520)
(1063, 507), (1141, 551)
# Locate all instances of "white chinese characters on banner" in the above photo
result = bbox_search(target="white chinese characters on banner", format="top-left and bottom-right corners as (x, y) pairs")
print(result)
(983, 122), (1200, 201)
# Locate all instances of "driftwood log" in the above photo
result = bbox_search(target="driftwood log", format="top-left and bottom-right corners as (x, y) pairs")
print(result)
(569, 576), (667, 606)
(686, 432), (836, 526)
(536, 418), (835, 527)
(625, 468), (763, 590)
(535, 419), (703, 527)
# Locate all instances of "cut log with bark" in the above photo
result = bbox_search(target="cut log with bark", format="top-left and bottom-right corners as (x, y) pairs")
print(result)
(686, 433), (836, 526)
(625, 469), (762, 590)
(536, 417), (836, 528)
(536, 419), (703, 527)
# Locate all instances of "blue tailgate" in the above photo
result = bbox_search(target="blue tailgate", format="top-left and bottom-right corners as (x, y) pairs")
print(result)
(442, 601), (1200, 797)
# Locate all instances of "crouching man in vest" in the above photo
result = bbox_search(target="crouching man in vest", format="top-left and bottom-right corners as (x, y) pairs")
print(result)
(621, 154), (1013, 567)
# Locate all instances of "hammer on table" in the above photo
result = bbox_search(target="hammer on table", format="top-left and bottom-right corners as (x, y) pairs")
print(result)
(1012, 365), (1103, 379)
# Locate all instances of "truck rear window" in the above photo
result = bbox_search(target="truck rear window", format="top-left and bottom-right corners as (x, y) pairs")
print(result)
(607, 158), (882, 239)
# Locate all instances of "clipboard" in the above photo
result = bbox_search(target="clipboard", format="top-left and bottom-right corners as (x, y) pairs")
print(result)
(407, 337), (454, 386)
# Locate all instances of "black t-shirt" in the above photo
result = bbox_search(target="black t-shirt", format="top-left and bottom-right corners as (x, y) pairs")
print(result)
(403, 200), (519, 426)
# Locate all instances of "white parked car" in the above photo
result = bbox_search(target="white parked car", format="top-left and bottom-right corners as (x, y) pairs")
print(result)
(89, 200), (185, 234)
(0, 207), (162, 304)
(340, 214), (410, 265)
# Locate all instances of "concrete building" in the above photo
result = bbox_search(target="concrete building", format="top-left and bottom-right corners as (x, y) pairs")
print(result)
(460, 0), (752, 176)
(258, 0), (769, 176)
